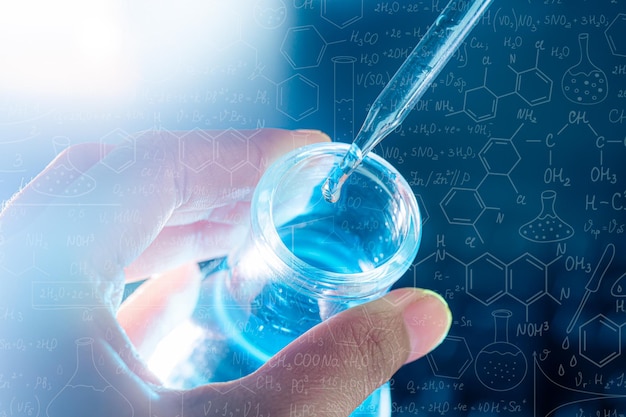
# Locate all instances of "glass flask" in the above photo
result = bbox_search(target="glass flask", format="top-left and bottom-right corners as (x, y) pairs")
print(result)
(154, 142), (422, 416)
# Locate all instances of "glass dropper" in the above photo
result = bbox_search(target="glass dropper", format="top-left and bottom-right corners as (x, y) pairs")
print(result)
(322, 0), (495, 203)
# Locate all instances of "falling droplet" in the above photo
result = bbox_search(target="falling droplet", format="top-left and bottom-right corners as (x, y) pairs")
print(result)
(105, 327), (114, 341)
(558, 364), (565, 376)
(570, 355), (577, 367)
(562, 336), (570, 350)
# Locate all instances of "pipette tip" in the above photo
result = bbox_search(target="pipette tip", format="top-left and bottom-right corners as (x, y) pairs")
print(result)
(322, 174), (341, 203)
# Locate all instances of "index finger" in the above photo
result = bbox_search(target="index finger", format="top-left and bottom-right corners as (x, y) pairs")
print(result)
(1, 128), (329, 308)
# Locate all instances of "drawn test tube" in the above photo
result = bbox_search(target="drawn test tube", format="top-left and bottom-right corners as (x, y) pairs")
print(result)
(332, 56), (356, 142)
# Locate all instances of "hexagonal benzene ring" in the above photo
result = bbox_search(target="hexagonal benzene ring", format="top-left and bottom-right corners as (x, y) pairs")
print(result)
(276, 74), (319, 120)
(463, 86), (498, 122)
(214, 129), (249, 172)
(479, 138), (521, 175)
(466, 253), (507, 305)
(321, 0), (363, 29)
(280, 25), (327, 69)
(507, 253), (547, 305)
(99, 128), (136, 173)
(440, 188), (485, 225)
(605, 13), (626, 57)
(178, 128), (215, 173)
(427, 336), (473, 379)
(515, 68), (553, 106)
(579, 314), (621, 367)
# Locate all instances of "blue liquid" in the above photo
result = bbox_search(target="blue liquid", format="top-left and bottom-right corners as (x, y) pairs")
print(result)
(214, 212), (385, 367)
(169, 211), (391, 415)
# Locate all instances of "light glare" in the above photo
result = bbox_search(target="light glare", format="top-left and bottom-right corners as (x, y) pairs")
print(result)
(0, 0), (134, 97)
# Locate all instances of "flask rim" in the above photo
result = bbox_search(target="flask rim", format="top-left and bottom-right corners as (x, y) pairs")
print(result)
(250, 142), (422, 299)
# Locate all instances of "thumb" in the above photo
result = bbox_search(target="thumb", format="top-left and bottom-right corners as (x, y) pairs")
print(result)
(179, 288), (451, 417)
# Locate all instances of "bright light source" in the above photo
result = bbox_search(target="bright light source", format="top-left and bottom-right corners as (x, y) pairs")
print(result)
(0, 0), (252, 98)
(0, 0), (136, 97)
(147, 318), (205, 386)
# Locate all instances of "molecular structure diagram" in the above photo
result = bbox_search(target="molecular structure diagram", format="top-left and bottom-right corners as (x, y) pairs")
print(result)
(438, 124), (524, 244)
(448, 48), (552, 123)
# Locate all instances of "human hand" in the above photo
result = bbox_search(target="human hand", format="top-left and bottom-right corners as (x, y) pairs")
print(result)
(0, 128), (451, 416)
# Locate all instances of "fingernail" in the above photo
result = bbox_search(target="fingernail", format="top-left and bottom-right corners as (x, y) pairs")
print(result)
(400, 289), (452, 364)
(294, 129), (323, 134)
(293, 129), (332, 142)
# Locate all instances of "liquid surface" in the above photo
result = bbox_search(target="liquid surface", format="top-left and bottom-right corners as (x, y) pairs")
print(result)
(278, 213), (376, 272)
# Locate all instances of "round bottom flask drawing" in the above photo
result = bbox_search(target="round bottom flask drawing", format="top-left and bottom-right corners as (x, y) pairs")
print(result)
(561, 33), (608, 105)
(475, 309), (527, 391)
(46, 338), (133, 417)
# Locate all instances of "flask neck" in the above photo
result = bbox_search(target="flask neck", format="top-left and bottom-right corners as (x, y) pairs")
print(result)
(492, 310), (512, 343)
(225, 142), (421, 335)
(577, 33), (591, 66)
(537, 190), (558, 218)
(69, 338), (109, 389)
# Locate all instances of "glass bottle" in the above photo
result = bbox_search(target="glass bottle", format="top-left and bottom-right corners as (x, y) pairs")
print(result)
(152, 142), (422, 416)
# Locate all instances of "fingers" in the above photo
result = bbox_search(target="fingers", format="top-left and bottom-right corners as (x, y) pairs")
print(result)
(88, 128), (329, 278)
(178, 287), (451, 417)
(117, 263), (202, 360)
(124, 202), (250, 281)
(171, 128), (331, 218)
(1, 129), (330, 305)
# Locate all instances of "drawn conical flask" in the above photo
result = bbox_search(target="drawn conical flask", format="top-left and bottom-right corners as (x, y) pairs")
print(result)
(561, 33), (608, 105)
(475, 309), (527, 391)
(46, 338), (134, 417)
(519, 190), (574, 243)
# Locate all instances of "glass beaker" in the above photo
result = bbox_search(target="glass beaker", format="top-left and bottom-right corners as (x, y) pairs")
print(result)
(156, 142), (422, 416)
